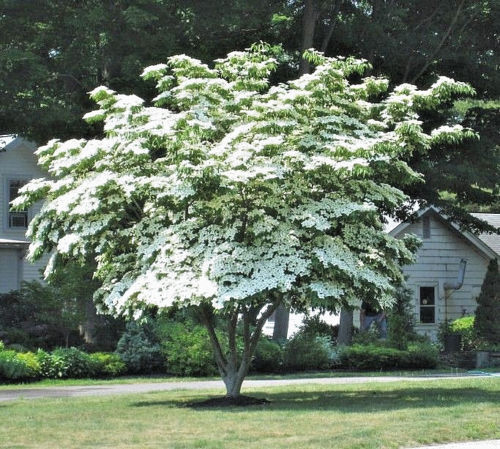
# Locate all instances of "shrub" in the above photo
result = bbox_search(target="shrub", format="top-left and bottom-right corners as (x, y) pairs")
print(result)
(116, 322), (163, 374)
(35, 348), (97, 379)
(36, 349), (67, 378)
(50, 348), (98, 378)
(474, 259), (500, 346)
(339, 342), (438, 370)
(298, 315), (338, 343)
(89, 352), (126, 377)
(450, 316), (478, 351)
(252, 338), (283, 373)
(157, 320), (218, 377)
(0, 350), (40, 380)
(283, 334), (333, 371)
(387, 285), (418, 349)
(405, 342), (439, 369)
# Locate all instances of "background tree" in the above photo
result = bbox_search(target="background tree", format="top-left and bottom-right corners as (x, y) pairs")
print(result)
(16, 45), (475, 398)
(474, 259), (500, 346)
(0, 0), (284, 143)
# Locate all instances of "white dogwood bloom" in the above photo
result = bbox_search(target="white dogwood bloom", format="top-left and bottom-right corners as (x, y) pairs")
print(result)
(15, 44), (476, 398)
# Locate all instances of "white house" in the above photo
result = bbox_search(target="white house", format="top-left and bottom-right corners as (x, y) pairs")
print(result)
(388, 206), (499, 340)
(0, 135), (48, 293)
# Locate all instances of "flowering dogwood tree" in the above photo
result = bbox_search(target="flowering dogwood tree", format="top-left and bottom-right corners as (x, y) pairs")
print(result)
(15, 44), (475, 398)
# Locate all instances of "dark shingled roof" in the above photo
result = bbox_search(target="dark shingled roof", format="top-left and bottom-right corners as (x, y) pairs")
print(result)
(470, 213), (500, 256)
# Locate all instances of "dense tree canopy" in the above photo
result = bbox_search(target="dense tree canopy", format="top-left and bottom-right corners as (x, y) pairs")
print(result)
(16, 45), (476, 396)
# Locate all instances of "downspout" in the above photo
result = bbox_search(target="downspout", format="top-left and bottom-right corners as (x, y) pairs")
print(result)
(443, 259), (467, 322)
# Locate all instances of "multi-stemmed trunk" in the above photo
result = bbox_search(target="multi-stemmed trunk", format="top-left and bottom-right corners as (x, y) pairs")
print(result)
(199, 297), (281, 399)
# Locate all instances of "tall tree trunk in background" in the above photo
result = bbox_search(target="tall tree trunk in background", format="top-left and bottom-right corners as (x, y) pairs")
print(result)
(273, 0), (319, 342)
(272, 304), (290, 341)
(337, 308), (354, 345)
(80, 297), (98, 345)
(299, 0), (318, 75)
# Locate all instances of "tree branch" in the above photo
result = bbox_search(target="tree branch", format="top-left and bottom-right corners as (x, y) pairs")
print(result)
(227, 306), (239, 369)
(199, 303), (227, 375)
(410, 0), (466, 84)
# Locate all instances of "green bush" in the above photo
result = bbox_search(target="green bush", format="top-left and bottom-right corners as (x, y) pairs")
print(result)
(387, 285), (418, 349)
(298, 315), (338, 343)
(252, 337), (283, 373)
(450, 316), (478, 351)
(50, 348), (98, 378)
(116, 322), (163, 374)
(405, 342), (439, 369)
(89, 352), (126, 377)
(474, 259), (500, 345)
(36, 349), (67, 378)
(0, 350), (41, 380)
(157, 320), (218, 377)
(283, 334), (333, 371)
(35, 348), (97, 379)
(339, 342), (438, 370)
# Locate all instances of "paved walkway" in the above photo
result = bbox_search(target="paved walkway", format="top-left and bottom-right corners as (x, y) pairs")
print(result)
(0, 373), (497, 402)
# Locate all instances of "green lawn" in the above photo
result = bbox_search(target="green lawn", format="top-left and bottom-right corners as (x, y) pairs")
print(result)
(0, 378), (498, 449)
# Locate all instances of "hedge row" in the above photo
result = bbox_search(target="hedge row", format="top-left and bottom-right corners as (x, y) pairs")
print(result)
(339, 343), (439, 370)
(0, 343), (125, 381)
(1, 337), (439, 382)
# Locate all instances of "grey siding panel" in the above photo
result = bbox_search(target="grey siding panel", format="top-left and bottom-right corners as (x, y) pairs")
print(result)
(0, 140), (47, 287)
(398, 215), (490, 339)
(0, 248), (20, 292)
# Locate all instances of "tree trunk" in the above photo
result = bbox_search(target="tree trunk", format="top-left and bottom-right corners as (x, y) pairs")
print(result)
(80, 297), (98, 344)
(337, 308), (353, 345)
(299, 0), (318, 75)
(200, 299), (281, 398)
(272, 304), (290, 341)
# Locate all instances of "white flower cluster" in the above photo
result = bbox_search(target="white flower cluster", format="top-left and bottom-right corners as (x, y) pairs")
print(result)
(18, 45), (474, 316)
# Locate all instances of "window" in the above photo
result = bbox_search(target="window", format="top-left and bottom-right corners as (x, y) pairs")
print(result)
(8, 180), (28, 228)
(419, 286), (435, 323)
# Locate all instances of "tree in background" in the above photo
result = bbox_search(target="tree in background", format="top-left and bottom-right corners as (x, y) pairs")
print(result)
(16, 44), (475, 398)
(0, 0), (284, 143)
(474, 259), (500, 346)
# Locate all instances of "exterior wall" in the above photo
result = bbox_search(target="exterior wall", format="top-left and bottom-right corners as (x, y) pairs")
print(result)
(0, 139), (47, 293)
(397, 213), (491, 340)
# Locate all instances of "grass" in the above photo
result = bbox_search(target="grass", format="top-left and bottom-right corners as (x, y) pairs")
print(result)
(0, 378), (499, 449)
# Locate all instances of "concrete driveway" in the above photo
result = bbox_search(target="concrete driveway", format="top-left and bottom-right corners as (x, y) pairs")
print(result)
(0, 373), (496, 402)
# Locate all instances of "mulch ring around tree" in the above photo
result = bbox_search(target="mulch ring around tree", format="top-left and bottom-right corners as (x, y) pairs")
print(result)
(187, 395), (271, 408)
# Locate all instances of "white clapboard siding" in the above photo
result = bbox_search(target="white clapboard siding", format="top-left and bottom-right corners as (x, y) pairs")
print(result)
(0, 248), (21, 293)
(396, 213), (491, 340)
(0, 138), (48, 291)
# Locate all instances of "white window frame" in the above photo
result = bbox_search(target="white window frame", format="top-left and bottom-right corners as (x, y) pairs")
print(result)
(3, 176), (30, 231)
(417, 285), (437, 324)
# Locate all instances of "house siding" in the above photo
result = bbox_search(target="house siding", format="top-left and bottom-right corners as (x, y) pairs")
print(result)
(397, 213), (491, 340)
(0, 138), (47, 293)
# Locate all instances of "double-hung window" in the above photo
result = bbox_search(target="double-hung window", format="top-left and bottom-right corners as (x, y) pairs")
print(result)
(8, 180), (28, 228)
(419, 286), (436, 323)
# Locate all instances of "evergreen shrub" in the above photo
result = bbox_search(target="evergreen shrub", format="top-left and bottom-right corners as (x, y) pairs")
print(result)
(474, 259), (500, 346)
(115, 322), (163, 374)
(252, 338), (283, 373)
(283, 334), (333, 371)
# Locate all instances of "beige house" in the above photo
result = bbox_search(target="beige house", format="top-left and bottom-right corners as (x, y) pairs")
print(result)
(388, 206), (499, 340)
(0, 135), (47, 293)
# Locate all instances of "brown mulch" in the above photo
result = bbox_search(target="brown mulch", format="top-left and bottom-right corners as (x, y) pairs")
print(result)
(187, 395), (270, 408)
